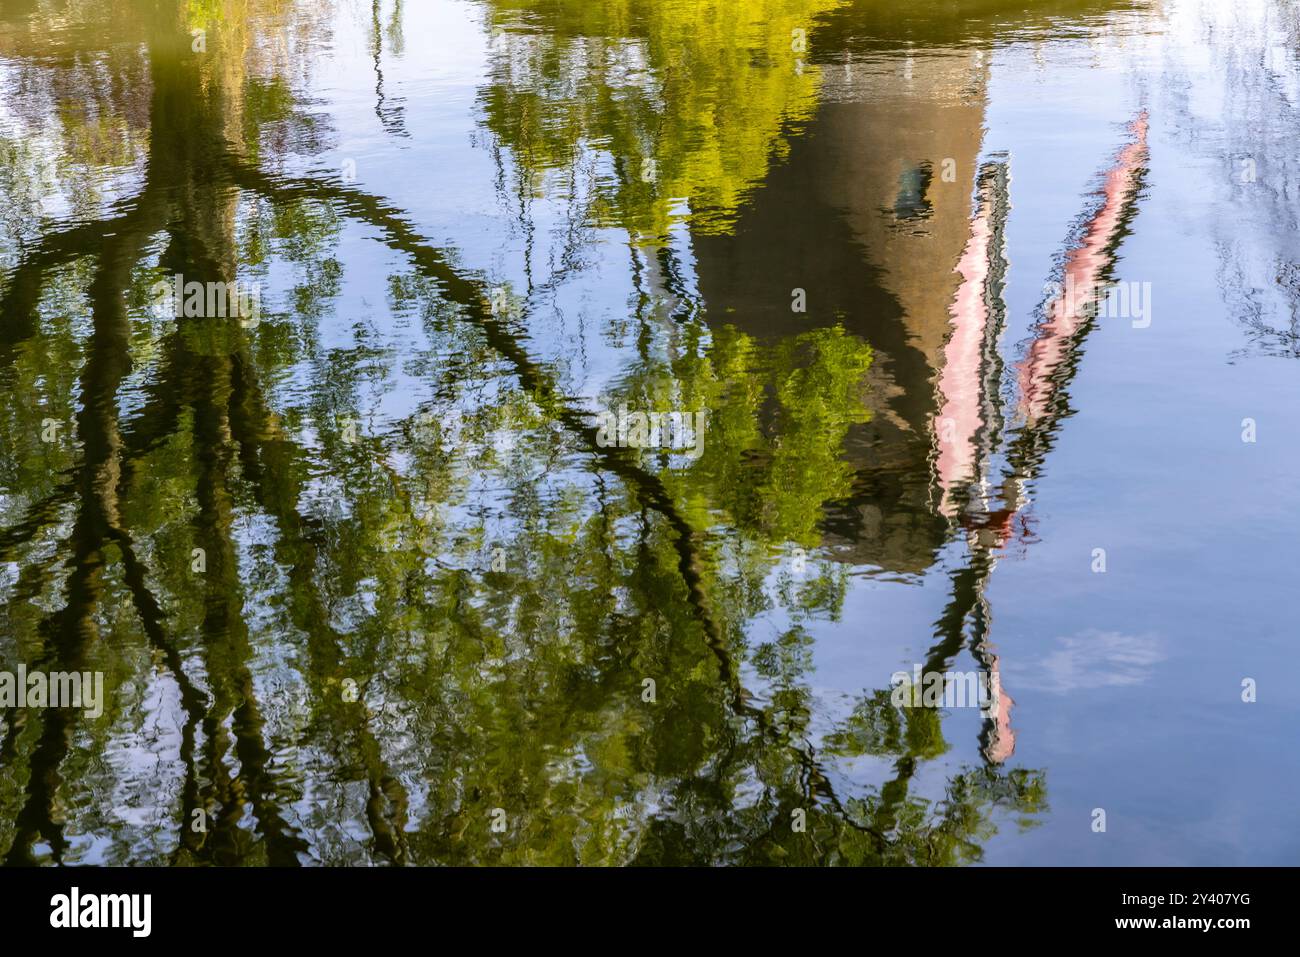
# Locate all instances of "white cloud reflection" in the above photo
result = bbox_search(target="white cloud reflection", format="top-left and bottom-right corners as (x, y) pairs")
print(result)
(1009, 630), (1166, 693)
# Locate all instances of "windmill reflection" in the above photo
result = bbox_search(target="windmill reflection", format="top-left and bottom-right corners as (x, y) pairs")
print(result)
(0, 0), (1159, 865)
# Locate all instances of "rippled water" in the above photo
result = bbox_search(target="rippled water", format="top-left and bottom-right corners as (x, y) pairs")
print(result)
(1, 0), (1297, 866)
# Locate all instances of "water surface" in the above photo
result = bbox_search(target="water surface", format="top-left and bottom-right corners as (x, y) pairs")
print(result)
(1, 0), (1298, 866)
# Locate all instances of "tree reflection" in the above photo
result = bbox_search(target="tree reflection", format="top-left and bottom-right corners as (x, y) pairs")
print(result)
(0, 0), (1159, 865)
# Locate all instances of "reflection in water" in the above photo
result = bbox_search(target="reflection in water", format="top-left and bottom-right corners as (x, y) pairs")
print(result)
(0, 0), (1296, 865)
(929, 113), (1150, 767)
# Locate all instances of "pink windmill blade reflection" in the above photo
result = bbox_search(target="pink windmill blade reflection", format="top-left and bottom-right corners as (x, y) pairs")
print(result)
(928, 111), (1151, 765)
(933, 163), (1007, 520)
(1019, 111), (1149, 424)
